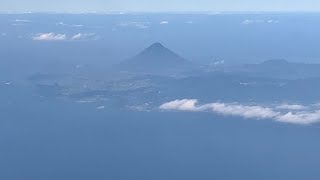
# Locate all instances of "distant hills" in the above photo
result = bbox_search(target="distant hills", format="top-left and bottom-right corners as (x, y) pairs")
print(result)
(241, 59), (320, 79)
(116, 43), (193, 74)
(115, 44), (320, 78)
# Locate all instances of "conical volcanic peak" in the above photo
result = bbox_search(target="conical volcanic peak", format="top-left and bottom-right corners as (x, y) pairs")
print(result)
(147, 42), (165, 49)
(137, 42), (181, 60)
(117, 43), (192, 74)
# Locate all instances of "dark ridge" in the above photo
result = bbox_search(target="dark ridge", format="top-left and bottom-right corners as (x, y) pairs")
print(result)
(261, 59), (289, 65)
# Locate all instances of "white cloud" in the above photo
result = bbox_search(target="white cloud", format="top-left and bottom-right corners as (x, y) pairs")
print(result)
(239, 82), (257, 86)
(33, 32), (96, 41)
(71, 33), (96, 40)
(160, 99), (199, 111)
(127, 105), (151, 112)
(160, 99), (320, 125)
(96, 106), (105, 110)
(242, 19), (279, 25)
(10, 19), (32, 26)
(56, 22), (84, 28)
(33, 33), (67, 41)
(160, 100), (278, 119)
(117, 22), (150, 29)
(11, 19), (32, 23)
(209, 103), (279, 119)
(242, 20), (263, 25)
(276, 104), (307, 110)
(207, 11), (222, 15)
(267, 20), (280, 24)
(276, 111), (320, 125)
(160, 21), (169, 25)
(186, 21), (193, 24)
(11, 23), (26, 26)
(71, 33), (82, 40)
(213, 60), (225, 65)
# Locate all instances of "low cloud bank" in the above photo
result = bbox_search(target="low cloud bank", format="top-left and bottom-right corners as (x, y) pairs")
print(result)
(160, 99), (320, 125)
(33, 33), (66, 41)
(33, 32), (96, 41)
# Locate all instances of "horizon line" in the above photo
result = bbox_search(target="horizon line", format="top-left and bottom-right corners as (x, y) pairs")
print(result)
(1, 10), (320, 15)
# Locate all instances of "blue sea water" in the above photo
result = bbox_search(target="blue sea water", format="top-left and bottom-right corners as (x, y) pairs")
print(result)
(1, 97), (320, 180)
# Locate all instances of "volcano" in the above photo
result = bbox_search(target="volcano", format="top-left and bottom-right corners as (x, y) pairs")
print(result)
(117, 43), (192, 74)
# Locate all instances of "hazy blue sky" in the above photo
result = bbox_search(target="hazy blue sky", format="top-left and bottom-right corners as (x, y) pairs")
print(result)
(1, 0), (320, 12)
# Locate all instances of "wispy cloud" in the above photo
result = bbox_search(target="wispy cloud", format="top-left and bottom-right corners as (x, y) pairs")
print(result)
(242, 19), (279, 25)
(11, 19), (32, 23)
(10, 19), (32, 26)
(33, 33), (67, 41)
(160, 99), (320, 125)
(160, 21), (169, 25)
(96, 106), (105, 110)
(11, 23), (27, 26)
(276, 104), (307, 110)
(212, 60), (225, 66)
(33, 32), (96, 41)
(56, 22), (84, 28)
(117, 21), (150, 29)
(71, 33), (96, 40)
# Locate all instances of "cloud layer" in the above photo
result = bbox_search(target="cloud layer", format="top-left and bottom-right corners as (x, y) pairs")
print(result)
(160, 99), (320, 125)
(33, 33), (66, 41)
(33, 32), (96, 41)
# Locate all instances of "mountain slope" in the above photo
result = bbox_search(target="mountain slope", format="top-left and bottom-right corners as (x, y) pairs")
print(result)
(116, 43), (193, 74)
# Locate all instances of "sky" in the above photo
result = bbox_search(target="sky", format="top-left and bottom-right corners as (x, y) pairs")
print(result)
(1, 0), (320, 13)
